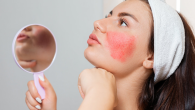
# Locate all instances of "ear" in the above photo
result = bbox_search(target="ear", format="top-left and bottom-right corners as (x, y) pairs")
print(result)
(143, 53), (154, 69)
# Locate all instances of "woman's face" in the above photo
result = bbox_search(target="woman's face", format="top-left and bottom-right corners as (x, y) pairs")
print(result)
(84, 0), (153, 77)
(15, 25), (55, 64)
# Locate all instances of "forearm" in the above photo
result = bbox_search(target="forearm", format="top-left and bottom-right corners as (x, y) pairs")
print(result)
(78, 88), (115, 110)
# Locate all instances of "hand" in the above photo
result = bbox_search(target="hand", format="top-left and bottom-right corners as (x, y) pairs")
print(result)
(78, 68), (117, 110)
(25, 75), (57, 110)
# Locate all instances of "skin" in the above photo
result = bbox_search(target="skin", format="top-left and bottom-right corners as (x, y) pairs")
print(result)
(15, 25), (56, 72)
(26, 76), (57, 110)
(106, 31), (136, 62)
(83, 0), (154, 109)
(25, 0), (154, 110)
(84, 0), (153, 79)
(78, 68), (117, 110)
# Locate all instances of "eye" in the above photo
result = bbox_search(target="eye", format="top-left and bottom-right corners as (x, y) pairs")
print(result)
(121, 22), (127, 27)
(120, 18), (128, 27)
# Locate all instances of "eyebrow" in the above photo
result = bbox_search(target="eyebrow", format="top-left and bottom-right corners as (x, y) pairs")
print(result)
(109, 10), (139, 22)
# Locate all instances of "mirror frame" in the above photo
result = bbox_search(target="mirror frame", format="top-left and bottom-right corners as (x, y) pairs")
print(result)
(12, 24), (57, 74)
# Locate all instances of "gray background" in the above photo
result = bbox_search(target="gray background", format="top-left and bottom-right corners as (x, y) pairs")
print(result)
(0, 0), (102, 109)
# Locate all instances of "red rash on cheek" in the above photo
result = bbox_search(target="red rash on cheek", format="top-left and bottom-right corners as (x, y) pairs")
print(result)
(33, 27), (53, 48)
(106, 31), (136, 62)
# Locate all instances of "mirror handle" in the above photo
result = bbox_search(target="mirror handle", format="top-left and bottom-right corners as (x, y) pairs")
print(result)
(34, 72), (45, 99)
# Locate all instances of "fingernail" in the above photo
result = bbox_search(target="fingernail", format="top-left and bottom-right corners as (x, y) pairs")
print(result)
(35, 105), (41, 109)
(36, 97), (42, 103)
(38, 75), (45, 81)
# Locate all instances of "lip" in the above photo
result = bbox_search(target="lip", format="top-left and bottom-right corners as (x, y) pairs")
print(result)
(17, 33), (30, 42)
(87, 34), (101, 45)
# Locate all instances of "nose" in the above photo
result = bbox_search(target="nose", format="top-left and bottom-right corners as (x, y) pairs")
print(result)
(94, 19), (107, 33)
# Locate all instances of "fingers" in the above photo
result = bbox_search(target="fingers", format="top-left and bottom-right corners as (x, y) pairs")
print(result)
(25, 97), (38, 110)
(38, 75), (56, 99)
(97, 68), (107, 72)
(18, 60), (36, 68)
(38, 75), (49, 90)
(78, 86), (85, 99)
(78, 75), (83, 99)
(27, 81), (42, 103)
(78, 68), (116, 98)
(26, 91), (41, 110)
(26, 75), (57, 110)
(78, 69), (89, 98)
(97, 68), (115, 79)
(78, 69), (88, 79)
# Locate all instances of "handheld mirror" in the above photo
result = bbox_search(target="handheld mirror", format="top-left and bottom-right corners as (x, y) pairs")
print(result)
(12, 24), (57, 99)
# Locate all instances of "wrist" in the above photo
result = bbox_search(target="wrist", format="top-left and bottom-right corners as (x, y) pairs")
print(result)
(79, 87), (116, 110)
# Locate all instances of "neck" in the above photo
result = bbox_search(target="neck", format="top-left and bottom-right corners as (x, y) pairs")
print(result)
(31, 46), (55, 72)
(114, 67), (151, 110)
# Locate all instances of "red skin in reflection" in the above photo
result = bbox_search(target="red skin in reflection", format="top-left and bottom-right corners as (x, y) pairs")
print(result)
(106, 31), (136, 62)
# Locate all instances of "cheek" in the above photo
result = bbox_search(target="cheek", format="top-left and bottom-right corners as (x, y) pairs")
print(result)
(32, 27), (52, 48)
(106, 31), (136, 62)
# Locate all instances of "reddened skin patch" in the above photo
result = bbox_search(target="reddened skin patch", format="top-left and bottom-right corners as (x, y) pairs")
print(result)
(106, 31), (136, 62)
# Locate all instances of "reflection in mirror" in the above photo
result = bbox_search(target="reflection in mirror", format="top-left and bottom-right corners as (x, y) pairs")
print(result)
(15, 25), (56, 72)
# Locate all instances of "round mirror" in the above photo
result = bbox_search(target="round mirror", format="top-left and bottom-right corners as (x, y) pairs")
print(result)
(13, 24), (56, 73)
(12, 24), (57, 99)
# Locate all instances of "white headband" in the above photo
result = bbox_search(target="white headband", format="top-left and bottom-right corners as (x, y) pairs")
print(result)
(148, 0), (185, 83)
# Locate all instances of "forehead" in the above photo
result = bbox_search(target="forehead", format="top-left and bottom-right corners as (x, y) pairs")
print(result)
(112, 0), (152, 22)
(113, 0), (149, 13)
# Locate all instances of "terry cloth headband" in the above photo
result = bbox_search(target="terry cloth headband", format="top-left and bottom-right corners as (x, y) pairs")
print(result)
(148, 0), (185, 83)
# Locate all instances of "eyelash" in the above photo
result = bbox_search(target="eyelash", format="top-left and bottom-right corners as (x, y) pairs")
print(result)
(105, 15), (129, 27)
(119, 18), (128, 27)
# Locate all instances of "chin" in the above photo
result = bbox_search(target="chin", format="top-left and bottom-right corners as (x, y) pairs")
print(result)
(84, 47), (116, 72)
(84, 47), (98, 67)
(84, 47), (107, 68)
(84, 47), (131, 77)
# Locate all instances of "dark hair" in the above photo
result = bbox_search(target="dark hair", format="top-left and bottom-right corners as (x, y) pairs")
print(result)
(138, 1), (195, 110)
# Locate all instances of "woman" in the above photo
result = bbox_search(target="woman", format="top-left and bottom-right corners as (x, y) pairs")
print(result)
(15, 25), (56, 72)
(25, 0), (195, 110)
